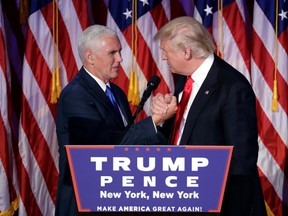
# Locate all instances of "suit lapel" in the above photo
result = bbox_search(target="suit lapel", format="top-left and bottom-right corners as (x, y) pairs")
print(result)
(180, 57), (220, 145)
(77, 68), (125, 128)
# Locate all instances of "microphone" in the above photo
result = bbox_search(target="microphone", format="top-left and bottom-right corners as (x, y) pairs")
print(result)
(117, 75), (160, 145)
(137, 75), (160, 112)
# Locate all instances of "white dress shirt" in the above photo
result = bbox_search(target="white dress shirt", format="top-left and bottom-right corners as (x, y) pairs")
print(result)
(175, 54), (214, 145)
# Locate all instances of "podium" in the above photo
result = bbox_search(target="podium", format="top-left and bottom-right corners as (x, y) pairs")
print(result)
(66, 145), (233, 213)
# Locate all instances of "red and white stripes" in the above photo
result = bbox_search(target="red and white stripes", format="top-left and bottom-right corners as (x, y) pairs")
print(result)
(0, 0), (19, 214)
(252, 1), (288, 215)
(17, 1), (89, 215)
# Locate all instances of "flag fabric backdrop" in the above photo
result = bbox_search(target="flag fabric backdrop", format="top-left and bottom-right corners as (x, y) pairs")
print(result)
(15, 0), (89, 215)
(0, 1), (19, 215)
(194, 0), (252, 82)
(252, 1), (288, 216)
(0, 0), (287, 215)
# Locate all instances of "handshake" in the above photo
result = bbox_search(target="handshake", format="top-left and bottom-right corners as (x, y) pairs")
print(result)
(151, 93), (178, 126)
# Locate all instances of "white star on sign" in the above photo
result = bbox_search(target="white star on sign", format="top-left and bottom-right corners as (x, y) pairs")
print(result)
(140, 0), (149, 6)
(123, 8), (132, 19)
(204, 4), (213, 16)
(278, 9), (288, 21)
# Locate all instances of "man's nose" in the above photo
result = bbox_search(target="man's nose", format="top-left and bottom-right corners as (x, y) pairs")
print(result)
(115, 53), (123, 62)
(161, 52), (167, 60)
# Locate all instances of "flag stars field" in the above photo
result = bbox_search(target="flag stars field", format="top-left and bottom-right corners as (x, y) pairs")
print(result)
(278, 9), (288, 20)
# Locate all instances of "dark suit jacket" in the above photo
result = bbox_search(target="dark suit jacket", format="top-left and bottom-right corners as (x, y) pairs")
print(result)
(161, 55), (266, 216)
(55, 67), (159, 216)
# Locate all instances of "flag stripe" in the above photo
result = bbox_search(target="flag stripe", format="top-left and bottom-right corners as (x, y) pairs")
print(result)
(258, 168), (283, 216)
(170, 0), (187, 19)
(71, 0), (89, 31)
(257, 137), (284, 200)
(222, 2), (251, 76)
(150, 2), (169, 29)
(279, 29), (288, 54)
(0, 33), (7, 74)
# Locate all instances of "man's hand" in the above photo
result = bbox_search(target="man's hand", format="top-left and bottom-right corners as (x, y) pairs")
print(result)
(151, 93), (173, 114)
(151, 93), (178, 126)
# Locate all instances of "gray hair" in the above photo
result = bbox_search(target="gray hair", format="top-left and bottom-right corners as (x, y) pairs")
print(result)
(78, 25), (117, 63)
(154, 16), (215, 58)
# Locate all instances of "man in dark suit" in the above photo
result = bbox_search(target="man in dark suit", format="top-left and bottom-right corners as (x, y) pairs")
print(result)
(151, 16), (267, 216)
(55, 25), (177, 216)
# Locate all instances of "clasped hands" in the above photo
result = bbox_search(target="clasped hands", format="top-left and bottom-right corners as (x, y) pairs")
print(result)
(151, 93), (178, 126)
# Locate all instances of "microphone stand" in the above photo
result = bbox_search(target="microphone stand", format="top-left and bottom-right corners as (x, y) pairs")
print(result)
(116, 99), (145, 145)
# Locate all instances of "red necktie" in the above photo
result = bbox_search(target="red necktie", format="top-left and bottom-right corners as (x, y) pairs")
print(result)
(171, 77), (194, 145)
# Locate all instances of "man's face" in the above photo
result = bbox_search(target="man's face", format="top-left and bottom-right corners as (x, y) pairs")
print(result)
(90, 35), (123, 83)
(159, 39), (185, 75)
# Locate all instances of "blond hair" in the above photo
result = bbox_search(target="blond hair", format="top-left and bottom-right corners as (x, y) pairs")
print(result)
(154, 16), (215, 58)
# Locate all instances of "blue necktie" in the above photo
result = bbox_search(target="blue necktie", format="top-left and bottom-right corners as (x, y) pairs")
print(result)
(105, 85), (122, 118)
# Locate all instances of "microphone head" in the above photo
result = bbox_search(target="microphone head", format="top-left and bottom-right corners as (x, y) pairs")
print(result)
(147, 75), (160, 90)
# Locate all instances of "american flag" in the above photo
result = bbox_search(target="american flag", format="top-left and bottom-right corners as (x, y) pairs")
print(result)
(1, 0), (287, 215)
(252, 0), (288, 215)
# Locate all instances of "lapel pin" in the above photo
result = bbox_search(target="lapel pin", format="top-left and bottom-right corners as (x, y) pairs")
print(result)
(204, 90), (210, 95)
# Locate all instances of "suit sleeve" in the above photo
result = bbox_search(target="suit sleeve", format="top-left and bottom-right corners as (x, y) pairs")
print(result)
(118, 117), (159, 145)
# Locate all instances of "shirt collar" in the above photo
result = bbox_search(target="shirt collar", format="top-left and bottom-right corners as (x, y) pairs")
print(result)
(191, 54), (214, 86)
(83, 67), (110, 92)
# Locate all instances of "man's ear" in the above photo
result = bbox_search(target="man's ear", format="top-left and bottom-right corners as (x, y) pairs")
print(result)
(85, 49), (94, 64)
(184, 47), (192, 60)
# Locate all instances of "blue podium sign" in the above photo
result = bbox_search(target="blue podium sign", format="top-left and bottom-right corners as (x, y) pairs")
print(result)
(66, 145), (233, 213)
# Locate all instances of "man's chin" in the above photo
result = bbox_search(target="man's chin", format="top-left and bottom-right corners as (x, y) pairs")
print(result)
(170, 68), (176, 73)
(110, 72), (119, 80)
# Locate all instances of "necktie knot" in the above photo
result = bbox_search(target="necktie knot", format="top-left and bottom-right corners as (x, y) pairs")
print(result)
(184, 77), (194, 92)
